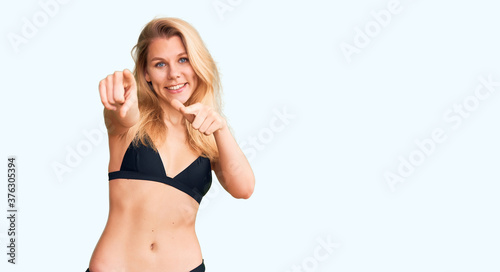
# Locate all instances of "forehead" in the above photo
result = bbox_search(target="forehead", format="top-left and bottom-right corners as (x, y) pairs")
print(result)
(147, 36), (186, 60)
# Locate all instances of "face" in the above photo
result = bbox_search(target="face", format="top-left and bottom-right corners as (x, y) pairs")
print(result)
(145, 36), (198, 106)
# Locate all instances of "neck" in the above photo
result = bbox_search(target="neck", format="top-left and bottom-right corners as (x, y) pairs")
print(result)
(160, 99), (185, 128)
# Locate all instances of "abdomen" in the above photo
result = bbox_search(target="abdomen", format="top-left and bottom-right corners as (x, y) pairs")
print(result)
(89, 178), (203, 272)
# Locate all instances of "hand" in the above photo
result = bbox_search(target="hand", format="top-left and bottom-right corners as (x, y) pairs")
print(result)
(170, 99), (226, 135)
(99, 69), (138, 118)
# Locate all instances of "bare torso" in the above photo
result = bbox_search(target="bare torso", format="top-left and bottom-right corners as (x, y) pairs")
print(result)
(89, 126), (206, 272)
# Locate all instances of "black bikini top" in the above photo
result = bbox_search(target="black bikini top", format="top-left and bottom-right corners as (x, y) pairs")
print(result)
(108, 135), (212, 204)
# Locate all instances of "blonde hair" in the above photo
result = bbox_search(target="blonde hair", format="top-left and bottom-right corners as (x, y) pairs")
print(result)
(130, 17), (223, 162)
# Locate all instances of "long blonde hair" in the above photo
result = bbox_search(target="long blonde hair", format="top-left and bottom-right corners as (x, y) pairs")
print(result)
(130, 17), (223, 162)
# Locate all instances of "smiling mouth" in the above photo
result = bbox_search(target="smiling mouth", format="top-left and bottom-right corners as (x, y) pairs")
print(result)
(166, 83), (187, 90)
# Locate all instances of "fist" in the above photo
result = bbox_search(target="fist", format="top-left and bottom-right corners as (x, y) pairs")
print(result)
(99, 69), (137, 118)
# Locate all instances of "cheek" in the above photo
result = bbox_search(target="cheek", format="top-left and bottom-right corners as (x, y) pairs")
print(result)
(189, 77), (199, 93)
(151, 72), (166, 84)
(185, 66), (195, 79)
(188, 70), (198, 85)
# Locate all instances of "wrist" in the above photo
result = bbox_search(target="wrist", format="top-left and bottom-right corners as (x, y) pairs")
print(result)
(215, 118), (228, 136)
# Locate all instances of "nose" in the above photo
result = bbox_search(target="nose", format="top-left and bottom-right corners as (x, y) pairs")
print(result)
(167, 64), (180, 80)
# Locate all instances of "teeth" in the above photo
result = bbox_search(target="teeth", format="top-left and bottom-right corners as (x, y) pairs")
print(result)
(167, 83), (186, 90)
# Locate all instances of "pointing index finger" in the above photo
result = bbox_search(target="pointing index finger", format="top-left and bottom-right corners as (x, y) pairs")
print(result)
(170, 98), (185, 112)
(170, 99), (195, 123)
(122, 69), (136, 89)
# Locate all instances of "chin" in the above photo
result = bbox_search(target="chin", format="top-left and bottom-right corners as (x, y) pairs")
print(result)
(170, 95), (190, 104)
(176, 98), (189, 104)
(162, 90), (190, 103)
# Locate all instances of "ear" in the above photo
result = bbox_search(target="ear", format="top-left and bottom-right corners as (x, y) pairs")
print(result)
(145, 70), (151, 83)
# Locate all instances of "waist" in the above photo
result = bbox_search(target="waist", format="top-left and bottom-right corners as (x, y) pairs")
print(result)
(89, 178), (203, 271)
(90, 223), (202, 271)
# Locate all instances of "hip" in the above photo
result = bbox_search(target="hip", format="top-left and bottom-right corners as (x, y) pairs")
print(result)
(85, 259), (205, 272)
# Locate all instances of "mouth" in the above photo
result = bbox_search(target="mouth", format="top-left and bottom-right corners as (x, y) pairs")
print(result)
(166, 83), (187, 90)
(165, 83), (187, 94)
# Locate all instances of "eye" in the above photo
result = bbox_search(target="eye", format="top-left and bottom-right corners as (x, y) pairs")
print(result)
(179, 57), (188, 63)
(155, 62), (166, 67)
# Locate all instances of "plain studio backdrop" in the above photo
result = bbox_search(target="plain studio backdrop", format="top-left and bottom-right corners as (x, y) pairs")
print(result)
(1, 0), (499, 271)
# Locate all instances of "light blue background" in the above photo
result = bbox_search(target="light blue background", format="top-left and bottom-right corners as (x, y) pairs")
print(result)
(1, 0), (499, 271)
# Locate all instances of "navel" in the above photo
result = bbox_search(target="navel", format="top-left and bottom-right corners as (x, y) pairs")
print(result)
(150, 229), (156, 251)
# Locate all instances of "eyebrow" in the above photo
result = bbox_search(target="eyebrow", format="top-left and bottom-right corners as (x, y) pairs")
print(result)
(150, 52), (187, 61)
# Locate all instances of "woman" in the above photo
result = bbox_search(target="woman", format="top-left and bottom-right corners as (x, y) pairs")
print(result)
(86, 17), (255, 272)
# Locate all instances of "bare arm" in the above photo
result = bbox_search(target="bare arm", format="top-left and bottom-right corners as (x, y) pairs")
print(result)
(169, 99), (255, 199)
(212, 122), (255, 199)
